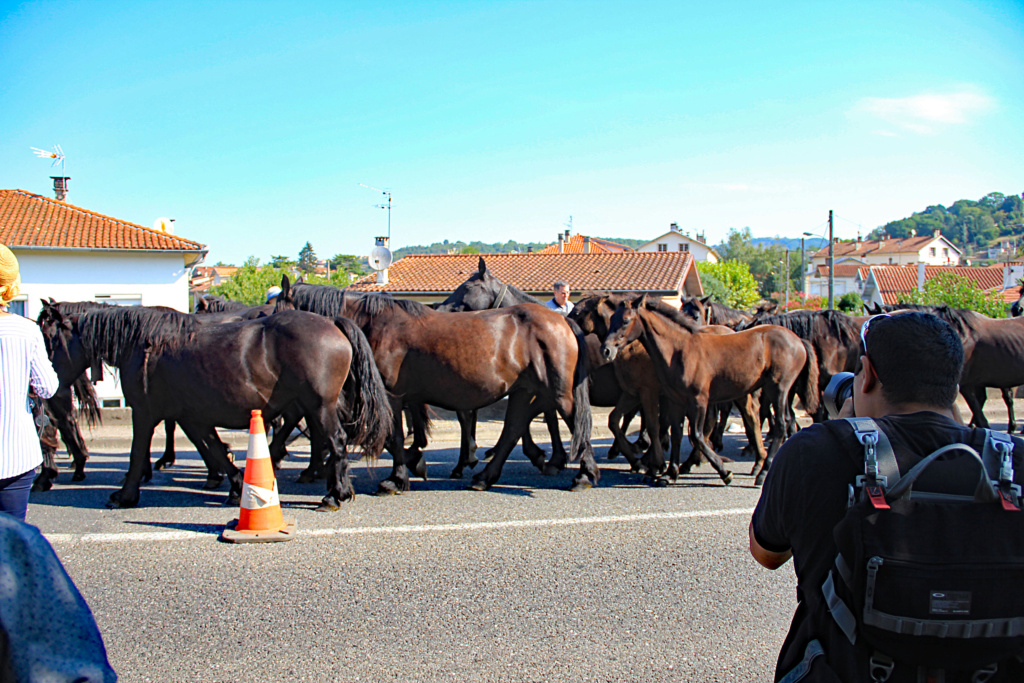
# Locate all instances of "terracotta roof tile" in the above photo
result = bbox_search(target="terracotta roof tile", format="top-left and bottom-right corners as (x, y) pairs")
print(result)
(811, 234), (959, 259)
(0, 189), (205, 252)
(870, 265), (1006, 305)
(349, 252), (694, 294)
(813, 264), (867, 279)
(536, 234), (633, 254)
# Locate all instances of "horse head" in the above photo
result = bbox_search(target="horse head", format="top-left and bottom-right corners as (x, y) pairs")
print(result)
(570, 293), (623, 340)
(36, 303), (93, 385)
(436, 256), (504, 312)
(273, 274), (296, 313)
(601, 294), (646, 362)
(679, 296), (708, 325)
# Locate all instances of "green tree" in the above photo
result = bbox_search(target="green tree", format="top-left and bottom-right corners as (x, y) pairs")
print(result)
(903, 272), (1007, 318)
(837, 292), (865, 314)
(697, 260), (760, 310)
(697, 270), (730, 305)
(270, 254), (295, 269)
(298, 242), (318, 274)
(329, 254), (368, 280)
(210, 257), (291, 306)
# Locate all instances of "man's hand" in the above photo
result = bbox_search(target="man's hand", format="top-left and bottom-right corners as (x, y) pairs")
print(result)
(748, 521), (792, 570)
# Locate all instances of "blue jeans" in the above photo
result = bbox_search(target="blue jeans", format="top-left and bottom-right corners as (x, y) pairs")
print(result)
(0, 469), (36, 522)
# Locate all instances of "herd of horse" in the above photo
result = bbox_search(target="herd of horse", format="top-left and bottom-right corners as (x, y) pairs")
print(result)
(29, 257), (1024, 509)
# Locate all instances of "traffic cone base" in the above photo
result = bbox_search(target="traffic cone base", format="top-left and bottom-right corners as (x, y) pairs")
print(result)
(221, 409), (297, 544)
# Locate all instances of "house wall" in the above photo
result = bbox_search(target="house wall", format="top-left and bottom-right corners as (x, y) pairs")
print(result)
(809, 237), (959, 269)
(10, 249), (194, 406)
(638, 233), (719, 263)
(804, 276), (858, 298)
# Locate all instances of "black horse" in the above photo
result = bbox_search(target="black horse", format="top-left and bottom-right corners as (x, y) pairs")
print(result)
(39, 305), (392, 509)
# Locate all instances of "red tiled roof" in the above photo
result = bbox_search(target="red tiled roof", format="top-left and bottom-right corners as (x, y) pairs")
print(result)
(0, 189), (205, 252)
(811, 234), (958, 259)
(536, 234), (633, 254)
(349, 252), (696, 294)
(813, 264), (869, 279)
(997, 286), (1023, 304)
(870, 265), (1006, 305)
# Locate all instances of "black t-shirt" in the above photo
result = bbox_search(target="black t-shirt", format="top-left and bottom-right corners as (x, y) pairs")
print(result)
(752, 412), (1024, 680)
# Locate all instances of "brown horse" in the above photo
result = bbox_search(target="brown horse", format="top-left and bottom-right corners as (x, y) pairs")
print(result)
(278, 283), (598, 494)
(602, 294), (819, 486)
(39, 305), (392, 509)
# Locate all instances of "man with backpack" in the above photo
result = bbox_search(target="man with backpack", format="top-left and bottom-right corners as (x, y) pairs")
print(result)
(749, 311), (1024, 682)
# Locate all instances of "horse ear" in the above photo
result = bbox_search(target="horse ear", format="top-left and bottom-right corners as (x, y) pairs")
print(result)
(478, 256), (487, 276)
(701, 295), (712, 305)
(281, 274), (291, 290)
(634, 293), (648, 309)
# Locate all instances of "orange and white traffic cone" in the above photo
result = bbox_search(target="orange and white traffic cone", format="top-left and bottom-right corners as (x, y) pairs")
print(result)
(221, 409), (297, 543)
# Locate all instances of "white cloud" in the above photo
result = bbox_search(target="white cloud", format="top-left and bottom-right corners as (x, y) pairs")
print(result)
(853, 87), (995, 135)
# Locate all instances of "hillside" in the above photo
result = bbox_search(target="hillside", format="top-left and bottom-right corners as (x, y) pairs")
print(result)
(870, 191), (1023, 250)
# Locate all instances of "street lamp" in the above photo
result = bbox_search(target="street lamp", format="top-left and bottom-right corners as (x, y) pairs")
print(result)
(801, 232), (814, 297)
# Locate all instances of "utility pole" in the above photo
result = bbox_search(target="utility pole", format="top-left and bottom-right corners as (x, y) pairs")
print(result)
(801, 231), (813, 296)
(785, 249), (790, 310)
(828, 210), (835, 310)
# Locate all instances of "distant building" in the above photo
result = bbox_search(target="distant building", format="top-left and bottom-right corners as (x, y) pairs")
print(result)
(860, 264), (1015, 307)
(349, 251), (704, 307)
(190, 265), (238, 295)
(536, 230), (633, 254)
(808, 229), (962, 269)
(637, 223), (721, 263)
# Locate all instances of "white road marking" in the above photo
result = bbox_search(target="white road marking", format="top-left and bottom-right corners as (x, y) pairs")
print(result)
(43, 507), (753, 545)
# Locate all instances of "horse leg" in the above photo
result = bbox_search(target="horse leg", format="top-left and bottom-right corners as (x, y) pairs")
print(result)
(469, 391), (537, 491)
(32, 432), (59, 492)
(450, 409), (480, 479)
(376, 397), (411, 495)
(710, 402), (729, 453)
(404, 403), (430, 481)
(1002, 387), (1015, 434)
(269, 407), (306, 479)
(665, 402), (684, 481)
(108, 417), (159, 508)
(962, 385), (990, 429)
(753, 390), (788, 487)
(542, 410), (569, 476)
(639, 386), (668, 485)
(316, 406), (355, 512)
(155, 420), (177, 471)
(735, 393), (768, 478)
(608, 397), (642, 471)
(180, 422), (243, 504)
(690, 402), (733, 486)
(519, 414), (549, 467)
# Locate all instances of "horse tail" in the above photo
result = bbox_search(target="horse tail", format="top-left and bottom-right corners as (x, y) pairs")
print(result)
(796, 338), (820, 416)
(333, 317), (393, 459)
(566, 317), (594, 464)
(72, 374), (102, 427)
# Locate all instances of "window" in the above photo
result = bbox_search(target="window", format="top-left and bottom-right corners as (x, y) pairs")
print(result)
(7, 299), (26, 317)
(929, 247), (936, 256)
(657, 244), (667, 252)
(679, 244), (689, 252)
(943, 248), (949, 257)
(95, 295), (142, 306)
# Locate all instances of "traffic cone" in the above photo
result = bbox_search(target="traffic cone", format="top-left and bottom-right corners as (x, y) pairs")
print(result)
(221, 410), (297, 543)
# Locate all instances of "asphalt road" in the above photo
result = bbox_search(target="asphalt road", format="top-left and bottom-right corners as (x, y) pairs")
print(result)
(31, 396), (1004, 682)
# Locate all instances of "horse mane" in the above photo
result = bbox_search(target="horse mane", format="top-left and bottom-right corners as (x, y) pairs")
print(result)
(71, 374), (102, 427)
(707, 301), (750, 326)
(356, 292), (432, 318)
(53, 301), (116, 316)
(78, 307), (201, 366)
(290, 283), (347, 316)
(642, 297), (702, 332)
(504, 283), (541, 305)
(196, 295), (249, 313)
(888, 303), (978, 339)
(742, 309), (859, 347)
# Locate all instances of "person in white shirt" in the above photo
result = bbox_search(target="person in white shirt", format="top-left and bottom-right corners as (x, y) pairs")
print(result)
(544, 280), (574, 316)
(0, 245), (58, 521)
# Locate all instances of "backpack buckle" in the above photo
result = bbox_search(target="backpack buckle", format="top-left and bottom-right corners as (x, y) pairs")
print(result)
(999, 488), (1020, 512)
(972, 663), (998, 683)
(869, 652), (895, 682)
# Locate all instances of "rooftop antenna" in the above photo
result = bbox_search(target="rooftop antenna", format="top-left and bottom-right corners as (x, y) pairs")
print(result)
(360, 183), (392, 241)
(31, 144), (65, 174)
(564, 215), (573, 232)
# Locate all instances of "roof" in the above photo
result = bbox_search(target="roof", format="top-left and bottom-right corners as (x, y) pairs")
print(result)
(536, 234), (633, 254)
(0, 189), (205, 252)
(869, 265), (1007, 305)
(639, 231), (721, 258)
(811, 233), (960, 260)
(813, 264), (869, 279)
(349, 252), (699, 295)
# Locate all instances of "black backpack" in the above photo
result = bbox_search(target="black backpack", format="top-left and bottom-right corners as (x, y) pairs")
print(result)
(819, 418), (1024, 682)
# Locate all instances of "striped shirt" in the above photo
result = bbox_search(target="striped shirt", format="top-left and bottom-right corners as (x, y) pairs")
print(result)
(0, 314), (59, 479)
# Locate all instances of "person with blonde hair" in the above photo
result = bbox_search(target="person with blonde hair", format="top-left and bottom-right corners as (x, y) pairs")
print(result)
(0, 244), (58, 521)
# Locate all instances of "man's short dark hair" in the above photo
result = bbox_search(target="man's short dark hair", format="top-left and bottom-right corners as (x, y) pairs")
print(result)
(865, 311), (964, 407)
(553, 281), (568, 290)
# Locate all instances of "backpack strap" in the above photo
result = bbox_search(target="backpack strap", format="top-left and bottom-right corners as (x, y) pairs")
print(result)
(845, 418), (901, 509)
(981, 429), (1022, 511)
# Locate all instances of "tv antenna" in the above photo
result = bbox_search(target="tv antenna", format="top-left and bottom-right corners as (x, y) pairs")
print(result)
(360, 183), (392, 241)
(564, 215), (573, 232)
(31, 144), (65, 174)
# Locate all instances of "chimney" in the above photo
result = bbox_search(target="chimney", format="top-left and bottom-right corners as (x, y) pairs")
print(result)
(557, 233), (564, 253)
(526, 246), (532, 253)
(932, 228), (941, 239)
(670, 222), (679, 233)
(583, 236), (591, 253)
(917, 262), (925, 292)
(51, 176), (69, 202)
(564, 229), (570, 240)
(909, 228), (916, 237)
(696, 232), (705, 245)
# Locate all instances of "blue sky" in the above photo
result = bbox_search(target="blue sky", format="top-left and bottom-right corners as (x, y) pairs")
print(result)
(2, 0), (1022, 265)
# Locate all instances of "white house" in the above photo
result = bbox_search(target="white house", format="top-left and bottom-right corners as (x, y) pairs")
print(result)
(808, 229), (962, 270)
(638, 223), (721, 263)
(1, 184), (207, 405)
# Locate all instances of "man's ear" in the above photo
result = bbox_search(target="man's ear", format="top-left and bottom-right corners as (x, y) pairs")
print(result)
(860, 355), (879, 393)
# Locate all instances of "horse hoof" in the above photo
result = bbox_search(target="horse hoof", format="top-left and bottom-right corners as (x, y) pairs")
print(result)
(651, 476), (670, 488)
(754, 471), (766, 487)
(31, 480), (53, 493)
(71, 471), (85, 482)
(225, 493), (241, 506)
(315, 502), (339, 512)
(569, 477), (594, 492)
(449, 469), (464, 479)
(296, 470), (317, 484)
(606, 451), (619, 461)
(143, 473), (153, 484)
(106, 493), (138, 509)
(722, 471), (734, 486)
(468, 478), (490, 492)
(203, 476), (224, 490)
(542, 463), (563, 477)
(483, 448), (496, 460)
(665, 465), (679, 481)
(413, 462), (428, 481)
(375, 480), (406, 496)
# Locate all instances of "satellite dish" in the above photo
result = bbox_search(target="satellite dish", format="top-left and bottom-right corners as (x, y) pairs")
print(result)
(153, 217), (174, 234)
(368, 245), (393, 271)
